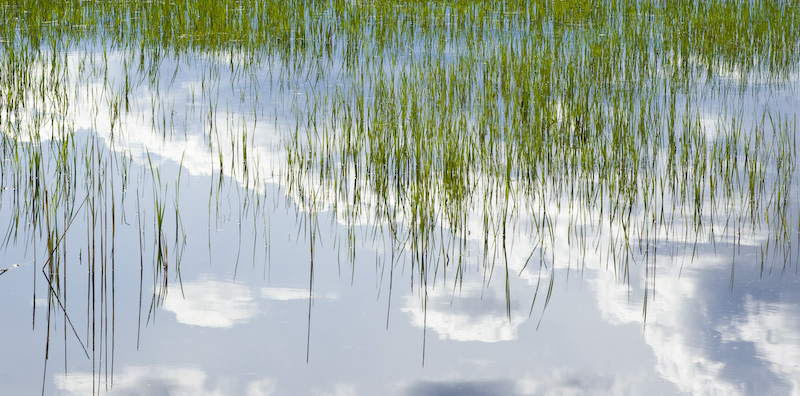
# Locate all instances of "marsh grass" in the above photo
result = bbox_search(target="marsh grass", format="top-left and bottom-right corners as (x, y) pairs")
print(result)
(1, 0), (799, 386)
(281, 0), (800, 335)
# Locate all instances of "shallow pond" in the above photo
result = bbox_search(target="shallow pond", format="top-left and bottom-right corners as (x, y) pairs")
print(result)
(2, 1), (800, 395)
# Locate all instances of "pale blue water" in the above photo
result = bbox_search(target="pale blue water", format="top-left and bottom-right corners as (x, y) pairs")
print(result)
(1, 41), (799, 396)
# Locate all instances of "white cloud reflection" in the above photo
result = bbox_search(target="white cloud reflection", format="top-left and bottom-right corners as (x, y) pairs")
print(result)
(392, 176), (800, 394)
(260, 287), (311, 301)
(593, 247), (800, 395)
(401, 281), (528, 343)
(163, 278), (257, 328)
(720, 296), (800, 393)
(162, 281), (330, 328)
(55, 366), (276, 396)
(312, 383), (358, 396)
(63, 51), (285, 193)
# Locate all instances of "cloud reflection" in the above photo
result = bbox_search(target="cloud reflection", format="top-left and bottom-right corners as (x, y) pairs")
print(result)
(162, 281), (332, 328)
(720, 296), (800, 393)
(312, 383), (358, 396)
(163, 278), (257, 328)
(403, 371), (636, 396)
(260, 287), (311, 301)
(401, 282), (527, 343)
(593, 249), (800, 395)
(54, 366), (276, 396)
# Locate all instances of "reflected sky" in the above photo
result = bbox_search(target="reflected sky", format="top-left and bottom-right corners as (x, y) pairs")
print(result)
(402, 280), (529, 343)
(1, 28), (799, 396)
(163, 277), (258, 328)
(160, 278), (336, 328)
(4, 141), (798, 395)
(403, 373), (642, 396)
(55, 366), (277, 396)
(722, 296), (800, 393)
(594, 243), (800, 395)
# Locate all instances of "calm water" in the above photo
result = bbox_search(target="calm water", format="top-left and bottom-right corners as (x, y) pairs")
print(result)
(2, 5), (800, 395)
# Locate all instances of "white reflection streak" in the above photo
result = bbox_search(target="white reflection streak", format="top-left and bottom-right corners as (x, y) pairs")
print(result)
(163, 279), (257, 328)
(67, 52), (284, 189)
(401, 282), (527, 343)
(260, 287), (310, 301)
(54, 366), (276, 396)
(593, 254), (746, 395)
(404, 308), (523, 342)
(721, 296), (800, 394)
(312, 383), (357, 396)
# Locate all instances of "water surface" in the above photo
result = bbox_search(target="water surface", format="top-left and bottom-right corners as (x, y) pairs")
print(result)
(1, 1), (800, 395)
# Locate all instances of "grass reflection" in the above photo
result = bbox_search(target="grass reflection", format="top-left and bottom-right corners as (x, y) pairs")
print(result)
(0, 0), (799, 391)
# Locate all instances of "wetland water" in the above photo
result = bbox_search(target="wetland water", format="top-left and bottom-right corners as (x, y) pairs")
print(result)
(1, 1), (800, 394)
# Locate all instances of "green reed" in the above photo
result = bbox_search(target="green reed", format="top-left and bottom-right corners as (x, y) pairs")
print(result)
(0, 0), (799, 381)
